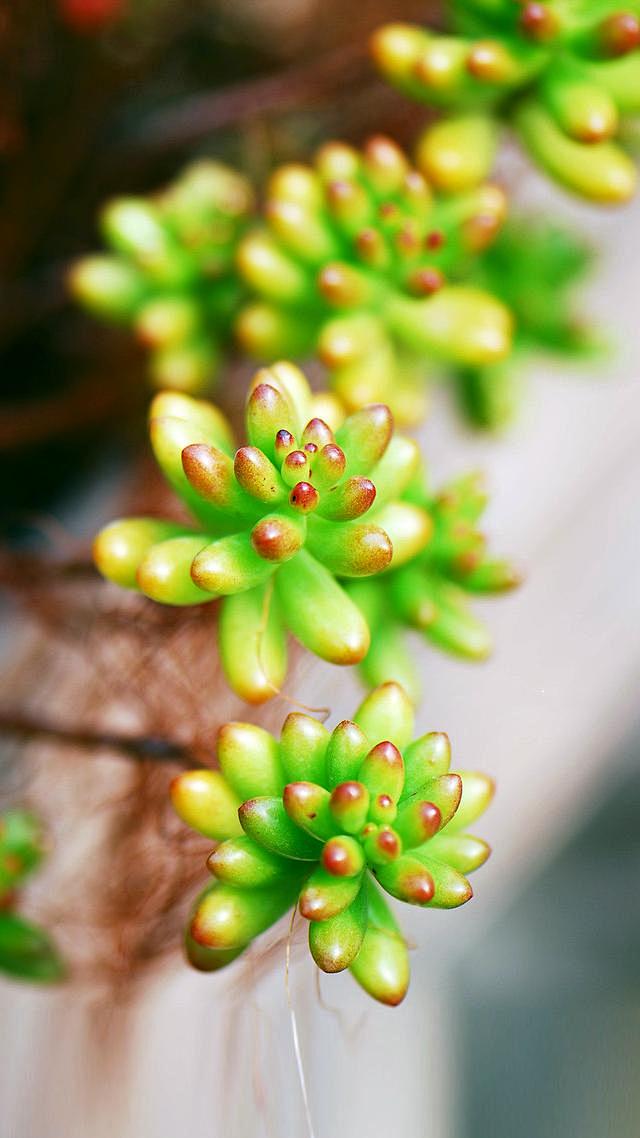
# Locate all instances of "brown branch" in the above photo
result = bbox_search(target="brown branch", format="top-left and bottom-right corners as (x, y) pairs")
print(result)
(0, 709), (202, 769)
(0, 366), (145, 451)
(0, 548), (96, 589)
(116, 40), (371, 159)
(114, 0), (442, 161)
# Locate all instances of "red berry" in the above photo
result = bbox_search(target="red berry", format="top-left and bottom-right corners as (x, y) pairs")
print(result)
(57, 0), (125, 33)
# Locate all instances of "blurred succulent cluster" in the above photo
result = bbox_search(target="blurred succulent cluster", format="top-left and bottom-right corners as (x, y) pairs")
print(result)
(372, 3), (640, 203)
(236, 134), (513, 425)
(457, 217), (596, 427)
(94, 363), (517, 701)
(348, 471), (519, 698)
(70, 136), (599, 430)
(171, 683), (493, 1005)
(0, 810), (64, 983)
(70, 160), (255, 394)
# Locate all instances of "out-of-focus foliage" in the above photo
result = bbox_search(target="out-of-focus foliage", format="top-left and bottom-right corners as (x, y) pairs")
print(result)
(70, 141), (595, 431)
(71, 136), (514, 426)
(236, 134), (513, 425)
(0, 810), (65, 983)
(456, 218), (597, 427)
(70, 161), (255, 395)
(349, 470), (519, 700)
(372, 3), (640, 203)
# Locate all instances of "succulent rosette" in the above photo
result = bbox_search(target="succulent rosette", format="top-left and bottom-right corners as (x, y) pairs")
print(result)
(372, 3), (640, 203)
(70, 160), (255, 393)
(93, 363), (432, 702)
(346, 471), (519, 699)
(456, 216), (596, 427)
(235, 135), (513, 425)
(171, 682), (493, 1006)
(0, 810), (65, 982)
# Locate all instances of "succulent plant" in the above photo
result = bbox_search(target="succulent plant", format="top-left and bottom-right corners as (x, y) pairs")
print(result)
(372, 4), (640, 203)
(0, 810), (65, 982)
(93, 363), (432, 703)
(70, 160), (255, 394)
(0, 810), (45, 899)
(347, 471), (520, 699)
(171, 682), (494, 1005)
(235, 135), (513, 425)
(456, 216), (597, 427)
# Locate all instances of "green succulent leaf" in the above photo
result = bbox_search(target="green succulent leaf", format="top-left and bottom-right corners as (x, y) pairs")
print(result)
(0, 811), (64, 984)
(0, 913), (65, 983)
(309, 881), (368, 972)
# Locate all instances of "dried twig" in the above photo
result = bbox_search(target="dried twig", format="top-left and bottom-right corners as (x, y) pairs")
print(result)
(114, 40), (372, 158)
(0, 709), (201, 768)
(0, 550), (97, 589)
(0, 366), (146, 451)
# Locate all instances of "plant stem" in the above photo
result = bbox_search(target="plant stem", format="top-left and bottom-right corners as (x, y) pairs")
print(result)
(0, 550), (96, 589)
(0, 709), (201, 768)
(116, 41), (371, 159)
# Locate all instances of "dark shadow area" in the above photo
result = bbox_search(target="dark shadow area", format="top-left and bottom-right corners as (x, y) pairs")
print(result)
(459, 729), (640, 1138)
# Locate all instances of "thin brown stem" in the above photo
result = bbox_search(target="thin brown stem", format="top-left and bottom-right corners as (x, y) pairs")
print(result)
(0, 549), (97, 589)
(0, 709), (202, 768)
(0, 367), (145, 451)
(116, 41), (371, 159)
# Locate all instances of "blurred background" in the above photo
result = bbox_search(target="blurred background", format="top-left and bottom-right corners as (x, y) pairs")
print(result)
(1, 2), (639, 1137)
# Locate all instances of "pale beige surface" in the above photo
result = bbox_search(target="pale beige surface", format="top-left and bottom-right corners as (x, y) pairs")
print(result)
(1, 175), (640, 1138)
